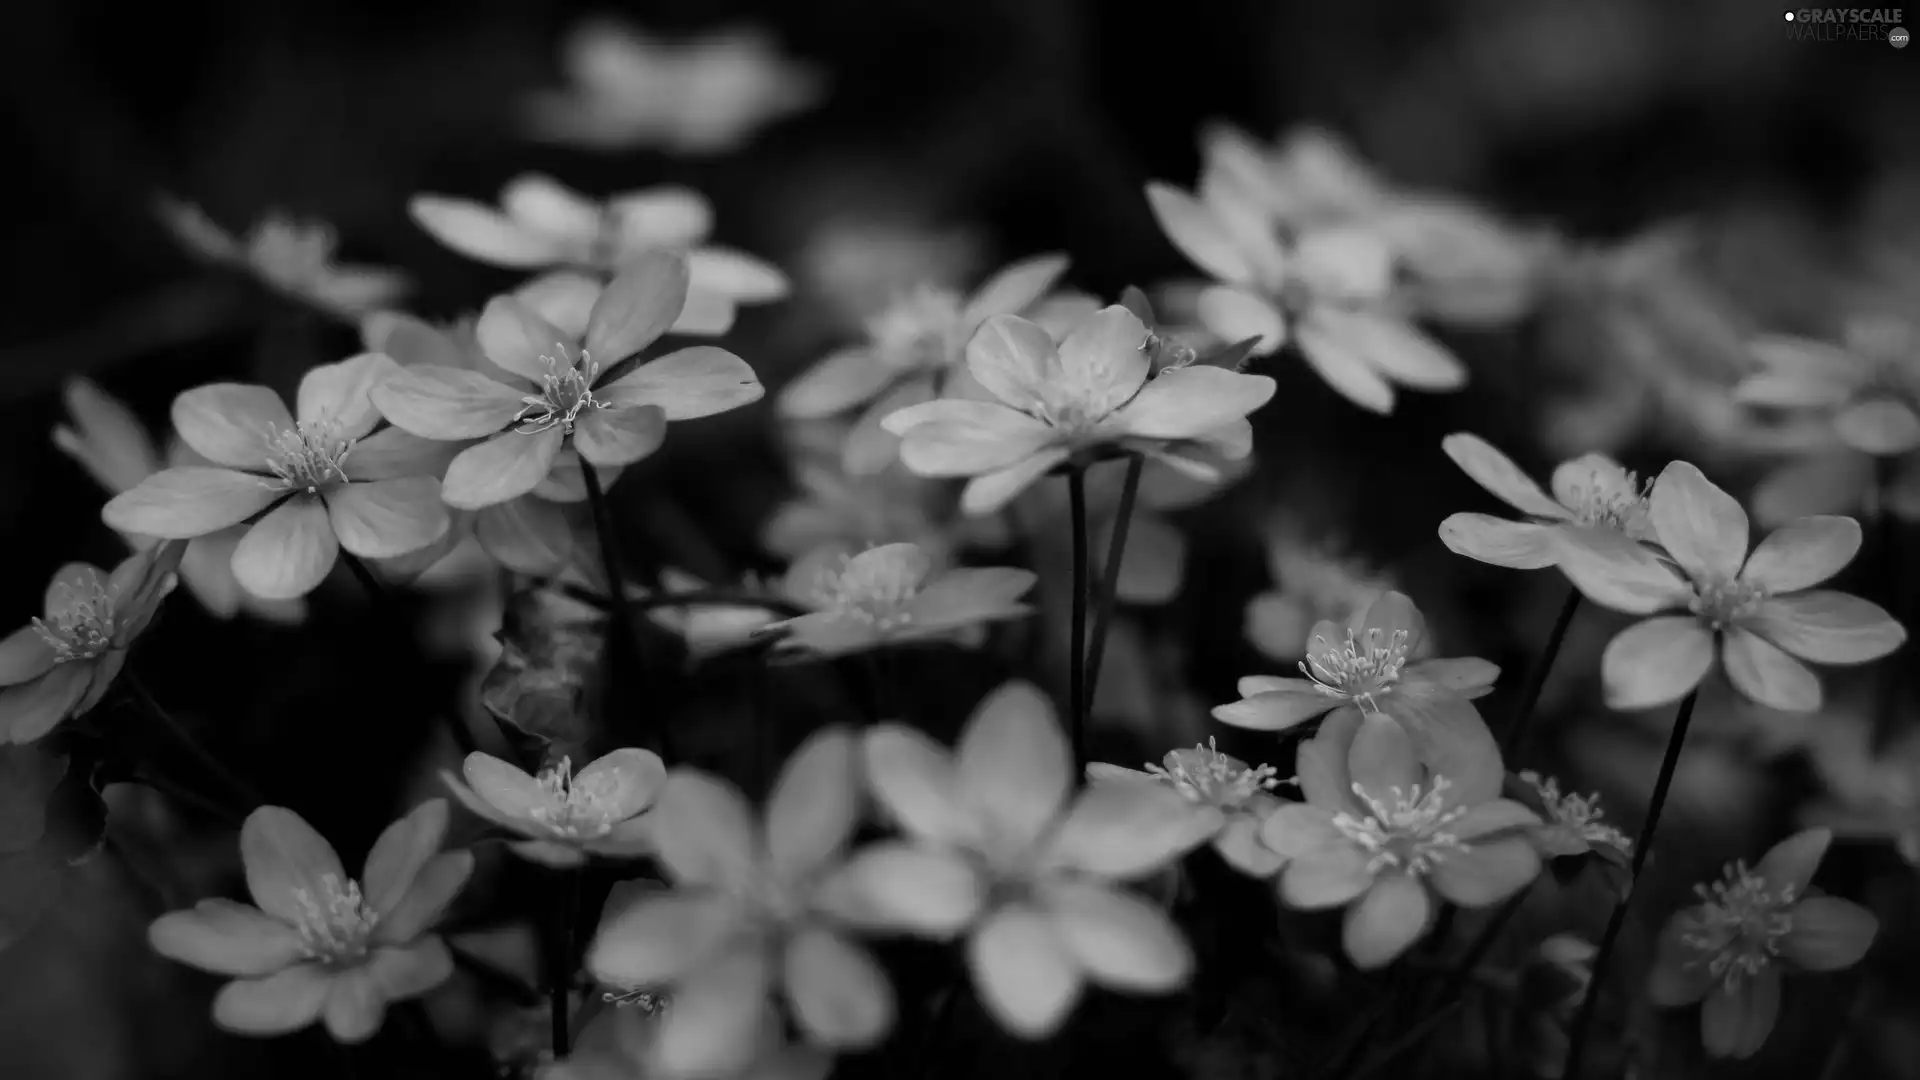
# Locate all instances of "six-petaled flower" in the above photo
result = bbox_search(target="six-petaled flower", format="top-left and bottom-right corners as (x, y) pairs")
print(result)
(444, 748), (665, 867)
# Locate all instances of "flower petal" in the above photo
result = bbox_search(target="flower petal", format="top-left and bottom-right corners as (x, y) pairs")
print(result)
(765, 727), (859, 881)
(1215, 815), (1286, 876)
(1754, 827), (1831, 896)
(576, 749), (667, 824)
(459, 753), (545, 823)
(1347, 712), (1420, 798)
(172, 384), (291, 469)
(1834, 399), (1920, 455)
(1308, 309), (1464, 391)
(1294, 309), (1396, 414)
(596, 346), (762, 420)
(1601, 616), (1716, 711)
(1648, 912), (1714, 1006)
(343, 427), (466, 483)
(961, 253), (1070, 325)
(1751, 452), (1873, 526)
(1649, 461), (1749, 583)
(1722, 628), (1821, 713)
(374, 851), (473, 943)
(778, 347), (894, 420)
(967, 905), (1083, 1039)
(585, 250), (690, 362)
(409, 195), (560, 268)
(1342, 874), (1431, 970)
(1552, 526), (1692, 615)
(957, 681), (1072, 860)
(1739, 516), (1861, 592)
(297, 353), (399, 437)
(371, 366), (524, 440)
(651, 770), (761, 889)
(0, 664), (91, 744)
(573, 405), (666, 468)
(1440, 434), (1566, 518)
(862, 725), (971, 846)
(366, 938), (455, 1001)
(1194, 286), (1286, 356)
(441, 429), (564, 510)
(148, 898), (305, 976)
(815, 842), (984, 937)
(211, 964), (333, 1036)
(1278, 845), (1374, 909)
(1055, 305), (1150, 418)
(361, 799), (450, 916)
(322, 967), (388, 1044)
(1409, 657), (1500, 699)
(1106, 367), (1277, 441)
(609, 186), (713, 248)
(781, 928), (893, 1049)
(902, 567), (1037, 635)
(1745, 591), (1905, 664)
(687, 247), (788, 303)
(965, 314), (1060, 414)
(588, 890), (745, 987)
(103, 468), (283, 539)
(232, 498), (339, 601)
(1427, 835), (1540, 907)
(1211, 686), (1337, 731)
(1144, 182), (1258, 285)
(327, 478), (449, 559)
(959, 447), (1072, 515)
(54, 378), (162, 495)
(240, 807), (348, 925)
(475, 498), (574, 574)
(1778, 896), (1877, 971)
(1040, 781), (1220, 880)
(1041, 879), (1192, 992)
(889, 401), (1054, 473)
(1700, 969), (1779, 1060)
(477, 297), (573, 383)
(0, 627), (56, 687)
(650, 948), (772, 1077)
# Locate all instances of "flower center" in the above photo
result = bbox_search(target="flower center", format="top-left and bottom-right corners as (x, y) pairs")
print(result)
(1300, 628), (1411, 710)
(31, 572), (117, 663)
(869, 287), (964, 371)
(528, 756), (621, 840)
(291, 874), (379, 963)
(1330, 777), (1468, 874)
(811, 552), (925, 630)
(1688, 576), (1767, 629)
(1681, 861), (1796, 991)
(1520, 770), (1632, 855)
(1145, 738), (1281, 808)
(264, 420), (355, 493)
(514, 346), (607, 435)
(1562, 472), (1652, 533)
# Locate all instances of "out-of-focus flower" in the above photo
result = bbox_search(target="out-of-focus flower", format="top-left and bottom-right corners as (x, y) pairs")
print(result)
(1144, 179), (1465, 414)
(444, 748), (664, 867)
(1553, 462), (1903, 712)
(1261, 710), (1541, 969)
(1801, 703), (1920, 865)
(522, 18), (824, 155)
(764, 542), (1035, 658)
(760, 452), (1003, 572)
(585, 728), (892, 1076)
(1748, 446), (1920, 526)
(1214, 591), (1503, 787)
(1509, 770), (1630, 864)
(1195, 124), (1552, 326)
(779, 254), (1069, 474)
(409, 174), (787, 334)
(1647, 828), (1877, 1060)
(1243, 525), (1398, 660)
(102, 354), (453, 600)
(1738, 315), (1920, 456)
(882, 306), (1274, 513)
(0, 544), (183, 744)
(1437, 433), (1655, 570)
(373, 254), (762, 510)
(1087, 739), (1288, 876)
(159, 199), (409, 321)
(846, 682), (1217, 1037)
(630, 569), (784, 660)
(550, 1002), (830, 1080)
(53, 379), (305, 623)
(147, 801), (473, 1043)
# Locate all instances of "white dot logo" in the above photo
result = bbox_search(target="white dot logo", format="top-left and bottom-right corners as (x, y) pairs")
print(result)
(1893, 26), (1911, 47)
(1784, 10), (1795, 19)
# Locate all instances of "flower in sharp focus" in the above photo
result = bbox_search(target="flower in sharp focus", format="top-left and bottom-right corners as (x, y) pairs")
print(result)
(1737, 314), (1920, 457)
(1437, 433), (1656, 570)
(100, 354), (453, 600)
(1553, 461), (1905, 712)
(1261, 711), (1542, 968)
(1, 543), (183, 744)
(1213, 591), (1505, 788)
(1510, 770), (1631, 864)
(158, 199), (409, 321)
(779, 254), (1069, 475)
(53, 379), (306, 623)
(1144, 179), (1465, 415)
(521, 18), (825, 155)
(585, 728), (893, 1077)
(1648, 828), (1877, 1060)
(445, 748), (665, 867)
(881, 306), (1275, 514)
(844, 682), (1219, 1037)
(408, 174), (787, 334)
(147, 801), (473, 1043)
(1087, 738), (1289, 876)
(372, 252), (763, 510)
(764, 542), (1035, 658)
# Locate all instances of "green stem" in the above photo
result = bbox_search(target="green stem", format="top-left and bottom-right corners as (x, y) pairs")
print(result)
(1503, 588), (1581, 762)
(1066, 466), (1090, 770)
(1082, 453), (1143, 712)
(1560, 688), (1700, 1079)
(123, 674), (258, 818)
(548, 867), (579, 1057)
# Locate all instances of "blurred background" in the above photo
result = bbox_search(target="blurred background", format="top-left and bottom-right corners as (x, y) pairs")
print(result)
(2, 0), (1918, 1078)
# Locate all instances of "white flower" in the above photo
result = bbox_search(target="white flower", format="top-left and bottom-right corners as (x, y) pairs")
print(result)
(159, 200), (409, 321)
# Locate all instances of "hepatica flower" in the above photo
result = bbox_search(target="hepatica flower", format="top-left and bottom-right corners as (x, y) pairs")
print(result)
(1, 544), (182, 744)
(1737, 314), (1920, 456)
(846, 682), (1217, 1037)
(585, 728), (893, 1077)
(1553, 462), (1905, 712)
(409, 173), (787, 334)
(1087, 739), (1288, 876)
(372, 253), (763, 510)
(881, 306), (1276, 514)
(1144, 179), (1464, 414)
(778, 254), (1069, 474)
(148, 801), (474, 1043)
(159, 199), (409, 321)
(765, 542), (1035, 658)
(1510, 770), (1631, 864)
(1437, 433), (1656, 570)
(100, 354), (452, 600)
(1648, 828), (1877, 1060)
(1261, 711), (1542, 968)
(444, 748), (664, 867)
(1244, 526), (1398, 659)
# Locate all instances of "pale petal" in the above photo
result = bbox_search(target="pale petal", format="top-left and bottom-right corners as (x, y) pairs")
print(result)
(573, 405), (666, 467)
(1409, 657), (1501, 698)
(862, 725), (971, 845)
(765, 727), (859, 881)
(148, 899), (305, 976)
(211, 964), (333, 1035)
(1055, 305), (1151, 417)
(477, 297), (573, 383)
(1778, 896), (1876, 971)
(409, 195), (561, 268)
(1552, 526), (1692, 615)
(1214, 815), (1286, 876)
(610, 186), (712, 248)
(232, 498), (339, 601)
(842, 377), (930, 475)
(441, 429), (563, 510)
(651, 770), (760, 889)
(365, 938), (455, 1000)
(687, 247), (789, 303)
(343, 427), (467, 482)
(586, 250), (690, 362)
(1755, 827), (1831, 896)
(102, 468), (283, 539)
(892, 403), (1054, 474)
(1746, 591), (1905, 664)
(1308, 309), (1465, 391)
(240, 806), (347, 925)
(1834, 399), (1920, 455)
(1343, 874), (1431, 969)
(1440, 433), (1566, 518)
(596, 346), (762, 420)
(1040, 781), (1220, 879)
(814, 842), (984, 937)
(0, 664), (91, 744)
(1347, 712), (1419, 798)
(781, 928), (893, 1048)
(587, 891), (745, 986)
(957, 682), (1072, 859)
(1278, 845), (1374, 909)
(326, 478), (448, 559)
(1295, 226), (1395, 301)
(459, 753), (544, 823)
(1751, 452), (1873, 525)
(1211, 687), (1336, 731)
(370, 366), (524, 439)
(1648, 913), (1714, 1006)
(965, 314), (1060, 414)
(902, 567), (1037, 634)
(650, 949), (771, 1077)
(501, 174), (600, 242)
(778, 347), (894, 419)
(1722, 628), (1821, 713)
(961, 253), (1070, 325)
(1194, 286), (1286, 356)
(1295, 310), (1396, 414)
(1649, 461), (1749, 583)
(1143, 182), (1259, 285)
(361, 799), (450, 916)
(575, 748), (667, 823)
(967, 905), (1083, 1038)
(0, 628), (54, 687)
(54, 378), (161, 495)
(1601, 616), (1716, 711)
(475, 498), (574, 574)
(515, 270), (600, 338)
(1700, 970), (1779, 1060)
(1739, 516), (1860, 592)
(959, 447), (1072, 515)
(1041, 880), (1191, 992)
(1105, 367), (1277, 441)
(172, 384), (291, 469)
(1427, 835), (1540, 907)
(296, 353), (399, 437)
(374, 850), (472, 945)
(672, 288), (737, 336)
(1298, 708), (1362, 811)
(322, 967), (387, 1044)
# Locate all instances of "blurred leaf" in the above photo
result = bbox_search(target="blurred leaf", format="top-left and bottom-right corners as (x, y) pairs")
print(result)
(480, 580), (606, 757)
(0, 745), (68, 853)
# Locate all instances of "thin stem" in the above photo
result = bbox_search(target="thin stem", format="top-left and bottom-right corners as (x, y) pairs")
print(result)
(580, 464), (634, 638)
(1083, 452), (1143, 708)
(1067, 466), (1090, 770)
(339, 551), (385, 604)
(1560, 688), (1700, 1080)
(1815, 977), (1873, 1080)
(1503, 588), (1581, 762)
(123, 674), (259, 817)
(1872, 454), (1902, 746)
(562, 583), (809, 619)
(548, 868), (579, 1058)
(1344, 1000), (1465, 1080)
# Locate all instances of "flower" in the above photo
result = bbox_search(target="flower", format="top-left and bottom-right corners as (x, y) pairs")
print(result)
(881, 305), (1275, 514)
(1144, 180), (1464, 414)
(1, 544), (183, 744)
(1086, 739), (1288, 876)
(159, 199), (409, 321)
(1510, 770), (1631, 863)
(778, 254), (1069, 474)
(53, 379), (306, 623)
(521, 18), (824, 155)
(630, 569), (785, 660)
(584, 728), (892, 1076)
(1552, 461), (1905, 712)
(408, 173), (787, 334)
(1748, 446), (1920, 527)
(1800, 704), (1920, 865)
(445, 748), (665, 867)
(1647, 828), (1877, 1059)
(1261, 710), (1542, 968)
(1437, 433), (1656, 570)
(147, 800), (473, 1043)
(1243, 525), (1398, 659)
(764, 542), (1035, 658)
(100, 354), (454, 600)
(372, 253), (763, 509)
(760, 453), (1000, 572)
(1737, 314), (1920, 456)
(551, 1001), (830, 1080)
(844, 682), (1217, 1037)
(1213, 591), (1504, 786)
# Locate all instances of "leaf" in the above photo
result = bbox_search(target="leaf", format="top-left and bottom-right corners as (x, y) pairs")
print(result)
(0, 745), (68, 853)
(479, 580), (606, 756)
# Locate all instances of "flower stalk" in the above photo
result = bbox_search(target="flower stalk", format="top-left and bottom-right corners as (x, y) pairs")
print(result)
(1083, 452), (1144, 710)
(1502, 588), (1581, 761)
(1067, 464), (1090, 769)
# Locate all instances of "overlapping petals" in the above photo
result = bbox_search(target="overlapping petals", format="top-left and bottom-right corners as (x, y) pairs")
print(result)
(444, 748), (665, 866)
(1437, 432), (1656, 570)
(763, 542), (1035, 658)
